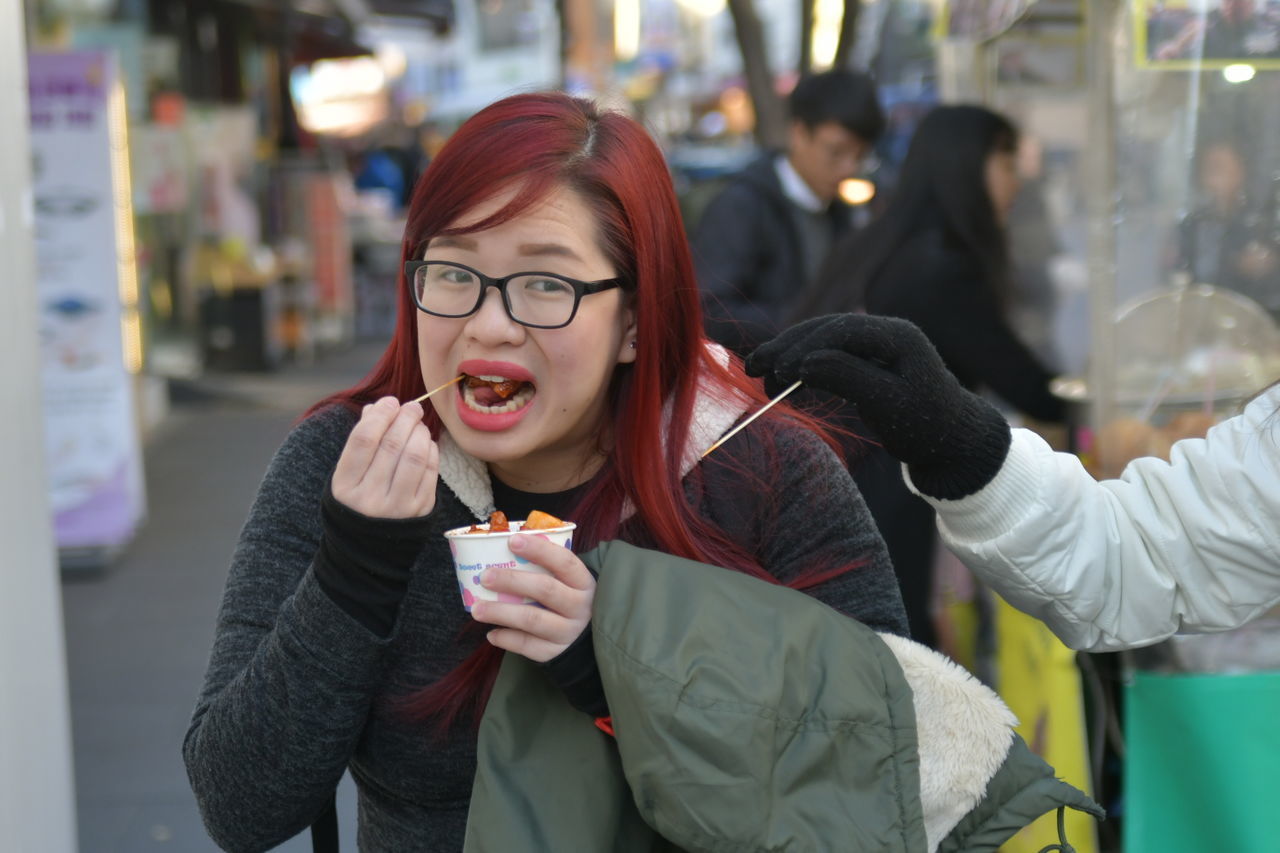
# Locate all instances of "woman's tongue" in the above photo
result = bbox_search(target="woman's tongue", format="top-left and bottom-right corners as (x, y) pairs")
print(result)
(472, 385), (506, 407)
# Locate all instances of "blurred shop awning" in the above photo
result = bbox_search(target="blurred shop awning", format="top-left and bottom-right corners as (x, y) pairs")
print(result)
(290, 0), (455, 36)
(366, 0), (454, 33)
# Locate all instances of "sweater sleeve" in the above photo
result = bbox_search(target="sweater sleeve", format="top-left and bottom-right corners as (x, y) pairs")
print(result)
(908, 386), (1280, 651)
(183, 407), (395, 852)
(704, 425), (910, 636)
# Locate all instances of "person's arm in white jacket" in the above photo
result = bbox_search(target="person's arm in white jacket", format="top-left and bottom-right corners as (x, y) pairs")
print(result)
(746, 313), (1280, 653)
(906, 388), (1280, 651)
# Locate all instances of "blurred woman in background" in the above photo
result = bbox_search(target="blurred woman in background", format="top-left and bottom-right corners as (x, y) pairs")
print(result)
(790, 105), (1065, 649)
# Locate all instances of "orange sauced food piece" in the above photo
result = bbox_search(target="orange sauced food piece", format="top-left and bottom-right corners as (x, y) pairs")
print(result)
(462, 509), (565, 534)
(466, 510), (510, 534)
(465, 376), (523, 399)
(522, 510), (564, 531)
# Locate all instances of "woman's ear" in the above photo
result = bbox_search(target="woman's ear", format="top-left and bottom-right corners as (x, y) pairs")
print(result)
(617, 309), (638, 364)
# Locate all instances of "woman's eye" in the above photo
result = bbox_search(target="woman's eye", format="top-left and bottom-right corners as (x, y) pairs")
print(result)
(525, 277), (572, 295)
(441, 268), (475, 284)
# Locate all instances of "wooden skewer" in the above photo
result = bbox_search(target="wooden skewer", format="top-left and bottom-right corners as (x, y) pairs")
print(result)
(411, 375), (464, 404)
(701, 380), (803, 459)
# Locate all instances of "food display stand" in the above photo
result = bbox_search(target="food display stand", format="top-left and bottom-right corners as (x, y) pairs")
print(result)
(977, 2), (1280, 851)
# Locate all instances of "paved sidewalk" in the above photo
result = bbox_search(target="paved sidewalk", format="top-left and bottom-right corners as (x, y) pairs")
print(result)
(62, 342), (386, 852)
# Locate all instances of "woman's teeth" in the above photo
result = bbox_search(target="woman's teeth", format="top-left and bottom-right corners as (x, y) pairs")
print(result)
(461, 379), (535, 413)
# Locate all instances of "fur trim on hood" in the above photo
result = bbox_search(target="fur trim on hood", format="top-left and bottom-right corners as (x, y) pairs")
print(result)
(877, 632), (1021, 851)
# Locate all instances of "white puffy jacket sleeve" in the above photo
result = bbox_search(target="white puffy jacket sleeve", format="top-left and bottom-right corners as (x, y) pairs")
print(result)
(907, 386), (1280, 652)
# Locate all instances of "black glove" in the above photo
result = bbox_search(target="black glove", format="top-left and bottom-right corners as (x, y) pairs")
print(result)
(745, 314), (1012, 500)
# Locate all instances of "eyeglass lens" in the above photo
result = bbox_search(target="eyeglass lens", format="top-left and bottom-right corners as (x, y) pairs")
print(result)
(412, 262), (578, 327)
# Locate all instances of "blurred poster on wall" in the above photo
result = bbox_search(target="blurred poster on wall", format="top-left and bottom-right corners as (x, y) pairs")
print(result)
(130, 124), (189, 215)
(1137, 0), (1280, 69)
(28, 51), (146, 564)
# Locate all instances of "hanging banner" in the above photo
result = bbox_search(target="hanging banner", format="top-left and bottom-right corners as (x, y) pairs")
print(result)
(28, 51), (146, 558)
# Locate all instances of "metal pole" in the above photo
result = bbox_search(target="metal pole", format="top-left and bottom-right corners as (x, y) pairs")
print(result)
(1085, 0), (1119, 433)
(0, 0), (79, 848)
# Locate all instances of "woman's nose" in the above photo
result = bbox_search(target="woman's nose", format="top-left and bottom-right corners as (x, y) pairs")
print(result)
(463, 286), (524, 345)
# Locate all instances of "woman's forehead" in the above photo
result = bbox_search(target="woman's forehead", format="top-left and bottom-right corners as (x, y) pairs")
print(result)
(439, 185), (602, 248)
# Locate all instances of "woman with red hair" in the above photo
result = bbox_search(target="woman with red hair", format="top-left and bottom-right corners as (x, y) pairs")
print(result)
(184, 92), (906, 850)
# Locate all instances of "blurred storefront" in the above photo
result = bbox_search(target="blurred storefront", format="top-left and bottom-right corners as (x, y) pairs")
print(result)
(28, 0), (455, 379)
(24, 0), (452, 566)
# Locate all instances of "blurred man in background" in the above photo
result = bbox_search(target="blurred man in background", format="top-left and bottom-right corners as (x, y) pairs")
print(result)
(691, 70), (884, 355)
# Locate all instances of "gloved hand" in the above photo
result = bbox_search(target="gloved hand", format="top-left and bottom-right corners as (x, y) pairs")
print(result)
(746, 314), (1013, 500)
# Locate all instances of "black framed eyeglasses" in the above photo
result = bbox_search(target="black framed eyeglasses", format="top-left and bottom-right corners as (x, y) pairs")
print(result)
(404, 260), (623, 329)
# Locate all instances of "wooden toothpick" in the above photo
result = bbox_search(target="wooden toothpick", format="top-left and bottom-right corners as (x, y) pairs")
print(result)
(412, 375), (464, 404)
(701, 380), (803, 458)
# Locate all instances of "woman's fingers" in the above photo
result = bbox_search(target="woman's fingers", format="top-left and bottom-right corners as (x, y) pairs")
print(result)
(408, 427), (441, 513)
(484, 627), (568, 662)
(472, 538), (595, 663)
(332, 397), (400, 497)
(479, 565), (586, 617)
(363, 401), (425, 492)
(474, 598), (584, 663)
(509, 534), (594, 590)
(388, 420), (439, 516)
(473, 598), (580, 643)
(332, 397), (438, 518)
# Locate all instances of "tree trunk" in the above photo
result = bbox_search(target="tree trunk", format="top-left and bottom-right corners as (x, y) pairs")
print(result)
(833, 0), (862, 70)
(727, 0), (787, 150)
(799, 0), (814, 74)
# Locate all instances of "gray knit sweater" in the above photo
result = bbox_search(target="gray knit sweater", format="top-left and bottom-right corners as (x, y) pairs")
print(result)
(184, 400), (907, 852)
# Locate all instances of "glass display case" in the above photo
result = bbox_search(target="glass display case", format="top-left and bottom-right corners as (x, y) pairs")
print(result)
(969, 3), (1280, 850)
(1053, 282), (1280, 479)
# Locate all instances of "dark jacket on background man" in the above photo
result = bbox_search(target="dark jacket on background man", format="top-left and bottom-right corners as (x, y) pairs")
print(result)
(692, 155), (857, 355)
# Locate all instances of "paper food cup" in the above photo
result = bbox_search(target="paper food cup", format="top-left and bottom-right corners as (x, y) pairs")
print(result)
(444, 520), (576, 613)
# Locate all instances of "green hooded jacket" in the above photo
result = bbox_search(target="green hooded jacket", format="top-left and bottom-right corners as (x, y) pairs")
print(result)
(464, 541), (1101, 852)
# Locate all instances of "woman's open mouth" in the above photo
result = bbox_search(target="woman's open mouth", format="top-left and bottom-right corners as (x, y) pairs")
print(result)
(460, 373), (536, 414)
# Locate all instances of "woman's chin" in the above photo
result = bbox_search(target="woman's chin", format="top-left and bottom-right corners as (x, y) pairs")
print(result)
(453, 436), (544, 475)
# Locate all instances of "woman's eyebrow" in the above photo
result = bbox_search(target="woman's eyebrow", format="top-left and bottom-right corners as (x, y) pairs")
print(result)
(429, 235), (477, 250)
(428, 236), (582, 262)
(518, 242), (582, 261)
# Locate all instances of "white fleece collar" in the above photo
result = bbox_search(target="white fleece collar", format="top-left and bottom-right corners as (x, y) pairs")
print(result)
(437, 343), (749, 521)
(876, 632), (1021, 851)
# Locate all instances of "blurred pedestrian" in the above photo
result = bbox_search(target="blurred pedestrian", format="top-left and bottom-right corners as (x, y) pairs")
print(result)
(1173, 139), (1280, 315)
(691, 69), (885, 356)
(353, 148), (407, 209)
(184, 91), (907, 851)
(790, 105), (1066, 649)
(748, 313), (1280, 653)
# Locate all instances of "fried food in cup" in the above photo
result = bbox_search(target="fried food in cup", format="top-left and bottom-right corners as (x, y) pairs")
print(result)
(522, 510), (565, 531)
(467, 510), (510, 534)
(462, 509), (567, 534)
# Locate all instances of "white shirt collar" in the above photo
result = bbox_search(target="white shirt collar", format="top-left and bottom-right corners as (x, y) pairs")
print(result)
(774, 154), (826, 213)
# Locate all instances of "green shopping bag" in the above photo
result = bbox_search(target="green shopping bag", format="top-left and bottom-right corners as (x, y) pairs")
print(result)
(1124, 670), (1280, 852)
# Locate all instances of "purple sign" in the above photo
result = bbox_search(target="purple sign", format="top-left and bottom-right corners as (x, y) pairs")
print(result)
(30, 51), (147, 554)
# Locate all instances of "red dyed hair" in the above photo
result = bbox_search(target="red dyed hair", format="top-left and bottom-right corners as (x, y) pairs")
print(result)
(310, 92), (860, 729)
